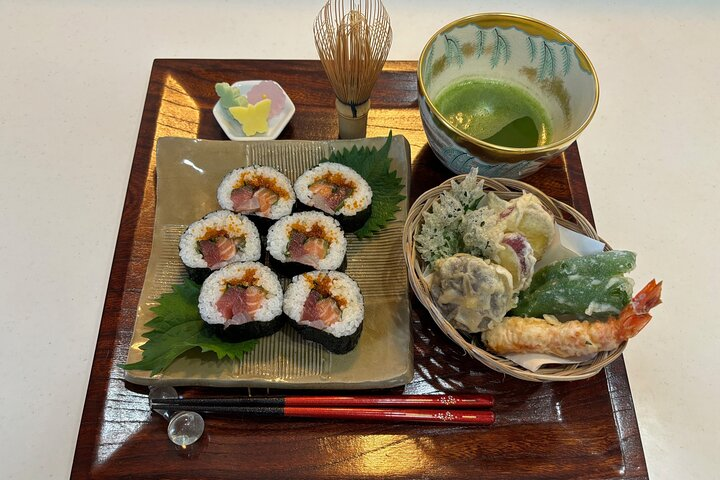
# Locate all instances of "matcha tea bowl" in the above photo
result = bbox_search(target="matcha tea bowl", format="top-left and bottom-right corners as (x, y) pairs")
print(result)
(418, 13), (598, 178)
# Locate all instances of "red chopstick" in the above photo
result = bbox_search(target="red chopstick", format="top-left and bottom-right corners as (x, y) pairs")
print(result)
(284, 394), (493, 408)
(283, 407), (494, 425)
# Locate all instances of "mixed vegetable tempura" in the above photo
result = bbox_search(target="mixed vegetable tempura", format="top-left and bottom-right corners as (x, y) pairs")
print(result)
(416, 169), (662, 359)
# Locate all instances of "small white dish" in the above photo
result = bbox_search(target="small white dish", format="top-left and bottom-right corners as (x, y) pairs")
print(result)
(212, 80), (295, 141)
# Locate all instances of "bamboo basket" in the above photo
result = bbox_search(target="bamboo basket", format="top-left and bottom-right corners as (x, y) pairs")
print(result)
(403, 175), (626, 382)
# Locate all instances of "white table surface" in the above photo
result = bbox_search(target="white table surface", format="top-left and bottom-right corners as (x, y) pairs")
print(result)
(1, 1), (717, 478)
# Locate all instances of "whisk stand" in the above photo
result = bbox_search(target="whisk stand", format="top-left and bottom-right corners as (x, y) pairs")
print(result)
(336, 98), (370, 139)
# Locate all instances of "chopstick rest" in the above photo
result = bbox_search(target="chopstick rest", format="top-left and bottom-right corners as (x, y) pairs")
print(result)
(149, 386), (205, 447)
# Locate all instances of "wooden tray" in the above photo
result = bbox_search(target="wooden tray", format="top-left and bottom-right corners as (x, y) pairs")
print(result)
(71, 60), (647, 479)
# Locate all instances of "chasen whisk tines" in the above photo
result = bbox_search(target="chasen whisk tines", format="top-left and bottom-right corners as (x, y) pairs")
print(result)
(313, 0), (392, 138)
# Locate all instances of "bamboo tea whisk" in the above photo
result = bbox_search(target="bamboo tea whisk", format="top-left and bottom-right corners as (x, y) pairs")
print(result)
(314, 0), (392, 139)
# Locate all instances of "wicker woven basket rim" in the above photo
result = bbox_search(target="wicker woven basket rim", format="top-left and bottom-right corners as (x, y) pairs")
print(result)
(403, 174), (626, 382)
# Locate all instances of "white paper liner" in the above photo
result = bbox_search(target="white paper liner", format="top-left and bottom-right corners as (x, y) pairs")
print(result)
(534, 224), (606, 270)
(504, 352), (598, 372)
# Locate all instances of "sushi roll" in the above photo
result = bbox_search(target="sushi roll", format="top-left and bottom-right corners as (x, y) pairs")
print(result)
(217, 165), (295, 230)
(284, 270), (364, 354)
(179, 210), (261, 283)
(294, 162), (372, 232)
(199, 262), (284, 342)
(266, 211), (347, 275)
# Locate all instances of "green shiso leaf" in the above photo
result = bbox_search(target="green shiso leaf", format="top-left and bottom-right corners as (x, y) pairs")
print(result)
(121, 278), (257, 375)
(194, 329), (258, 361)
(144, 279), (201, 335)
(323, 132), (405, 239)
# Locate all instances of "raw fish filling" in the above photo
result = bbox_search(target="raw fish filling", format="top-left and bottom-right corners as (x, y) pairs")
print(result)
(216, 285), (266, 327)
(198, 235), (246, 269)
(231, 185), (279, 214)
(286, 230), (329, 268)
(308, 179), (353, 213)
(301, 290), (341, 328)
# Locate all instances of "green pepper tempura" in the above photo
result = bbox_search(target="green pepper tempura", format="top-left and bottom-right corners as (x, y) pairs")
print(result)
(510, 251), (637, 319)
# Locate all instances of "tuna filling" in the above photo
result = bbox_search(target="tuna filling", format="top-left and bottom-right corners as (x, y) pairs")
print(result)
(231, 185), (279, 215)
(301, 290), (342, 328)
(308, 180), (353, 214)
(216, 285), (266, 327)
(198, 235), (239, 269)
(286, 230), (329, 268)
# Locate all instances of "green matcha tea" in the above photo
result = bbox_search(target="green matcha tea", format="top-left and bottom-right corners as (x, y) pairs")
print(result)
(434, 78), (552, 148)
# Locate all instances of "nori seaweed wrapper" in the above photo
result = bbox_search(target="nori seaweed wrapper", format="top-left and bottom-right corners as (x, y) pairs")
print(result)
(187, 266), (212, 284)
(295, 202), (372, 233)
(290, 319), (363, 354)
(209, 315), (286, 343)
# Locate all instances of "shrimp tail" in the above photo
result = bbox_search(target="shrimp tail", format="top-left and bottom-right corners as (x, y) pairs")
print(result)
(617, 279), (663, 339)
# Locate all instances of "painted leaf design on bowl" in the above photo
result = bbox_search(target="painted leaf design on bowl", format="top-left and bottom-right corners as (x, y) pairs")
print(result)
(426, 23), (591, 86)
(538, 41), (557, 80)
(424, 43), (435, 87)
(561, 45), (572, 76)
(490, 29), (511, 68)
(444, 34), (463, 67)
(440, 146), (542, 178)
(527, 37), (537, 62)
(442, 146), (477, 173)
(475, 28), (486, 57)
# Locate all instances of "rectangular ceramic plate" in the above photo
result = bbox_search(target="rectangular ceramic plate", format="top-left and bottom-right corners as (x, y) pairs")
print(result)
(124, 135), (413, 389)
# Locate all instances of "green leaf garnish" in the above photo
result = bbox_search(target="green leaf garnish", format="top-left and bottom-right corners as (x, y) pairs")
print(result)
(324, 132), (405, 238)
(215, 82), (248, 109)
(121, 279), (257, 375)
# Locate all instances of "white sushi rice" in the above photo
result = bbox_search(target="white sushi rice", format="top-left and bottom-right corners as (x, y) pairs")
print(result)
(217, 165), (295, 219)
(266, 211), (347, 270)
(294, 162), (372, 216)
(199, 262), (283, 325)
(283, 270), (364, 338)
(179, 210), (261, 269)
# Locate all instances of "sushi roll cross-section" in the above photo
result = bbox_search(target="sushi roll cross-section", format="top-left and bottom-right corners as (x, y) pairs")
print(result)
(199, 262), (284, 342)
(267, 211), (347, 274)
(179, 210), (262, 283)
(218, 165), (295, 222)
(284, 271), (364, 354)
(294, 162), (372, 232)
